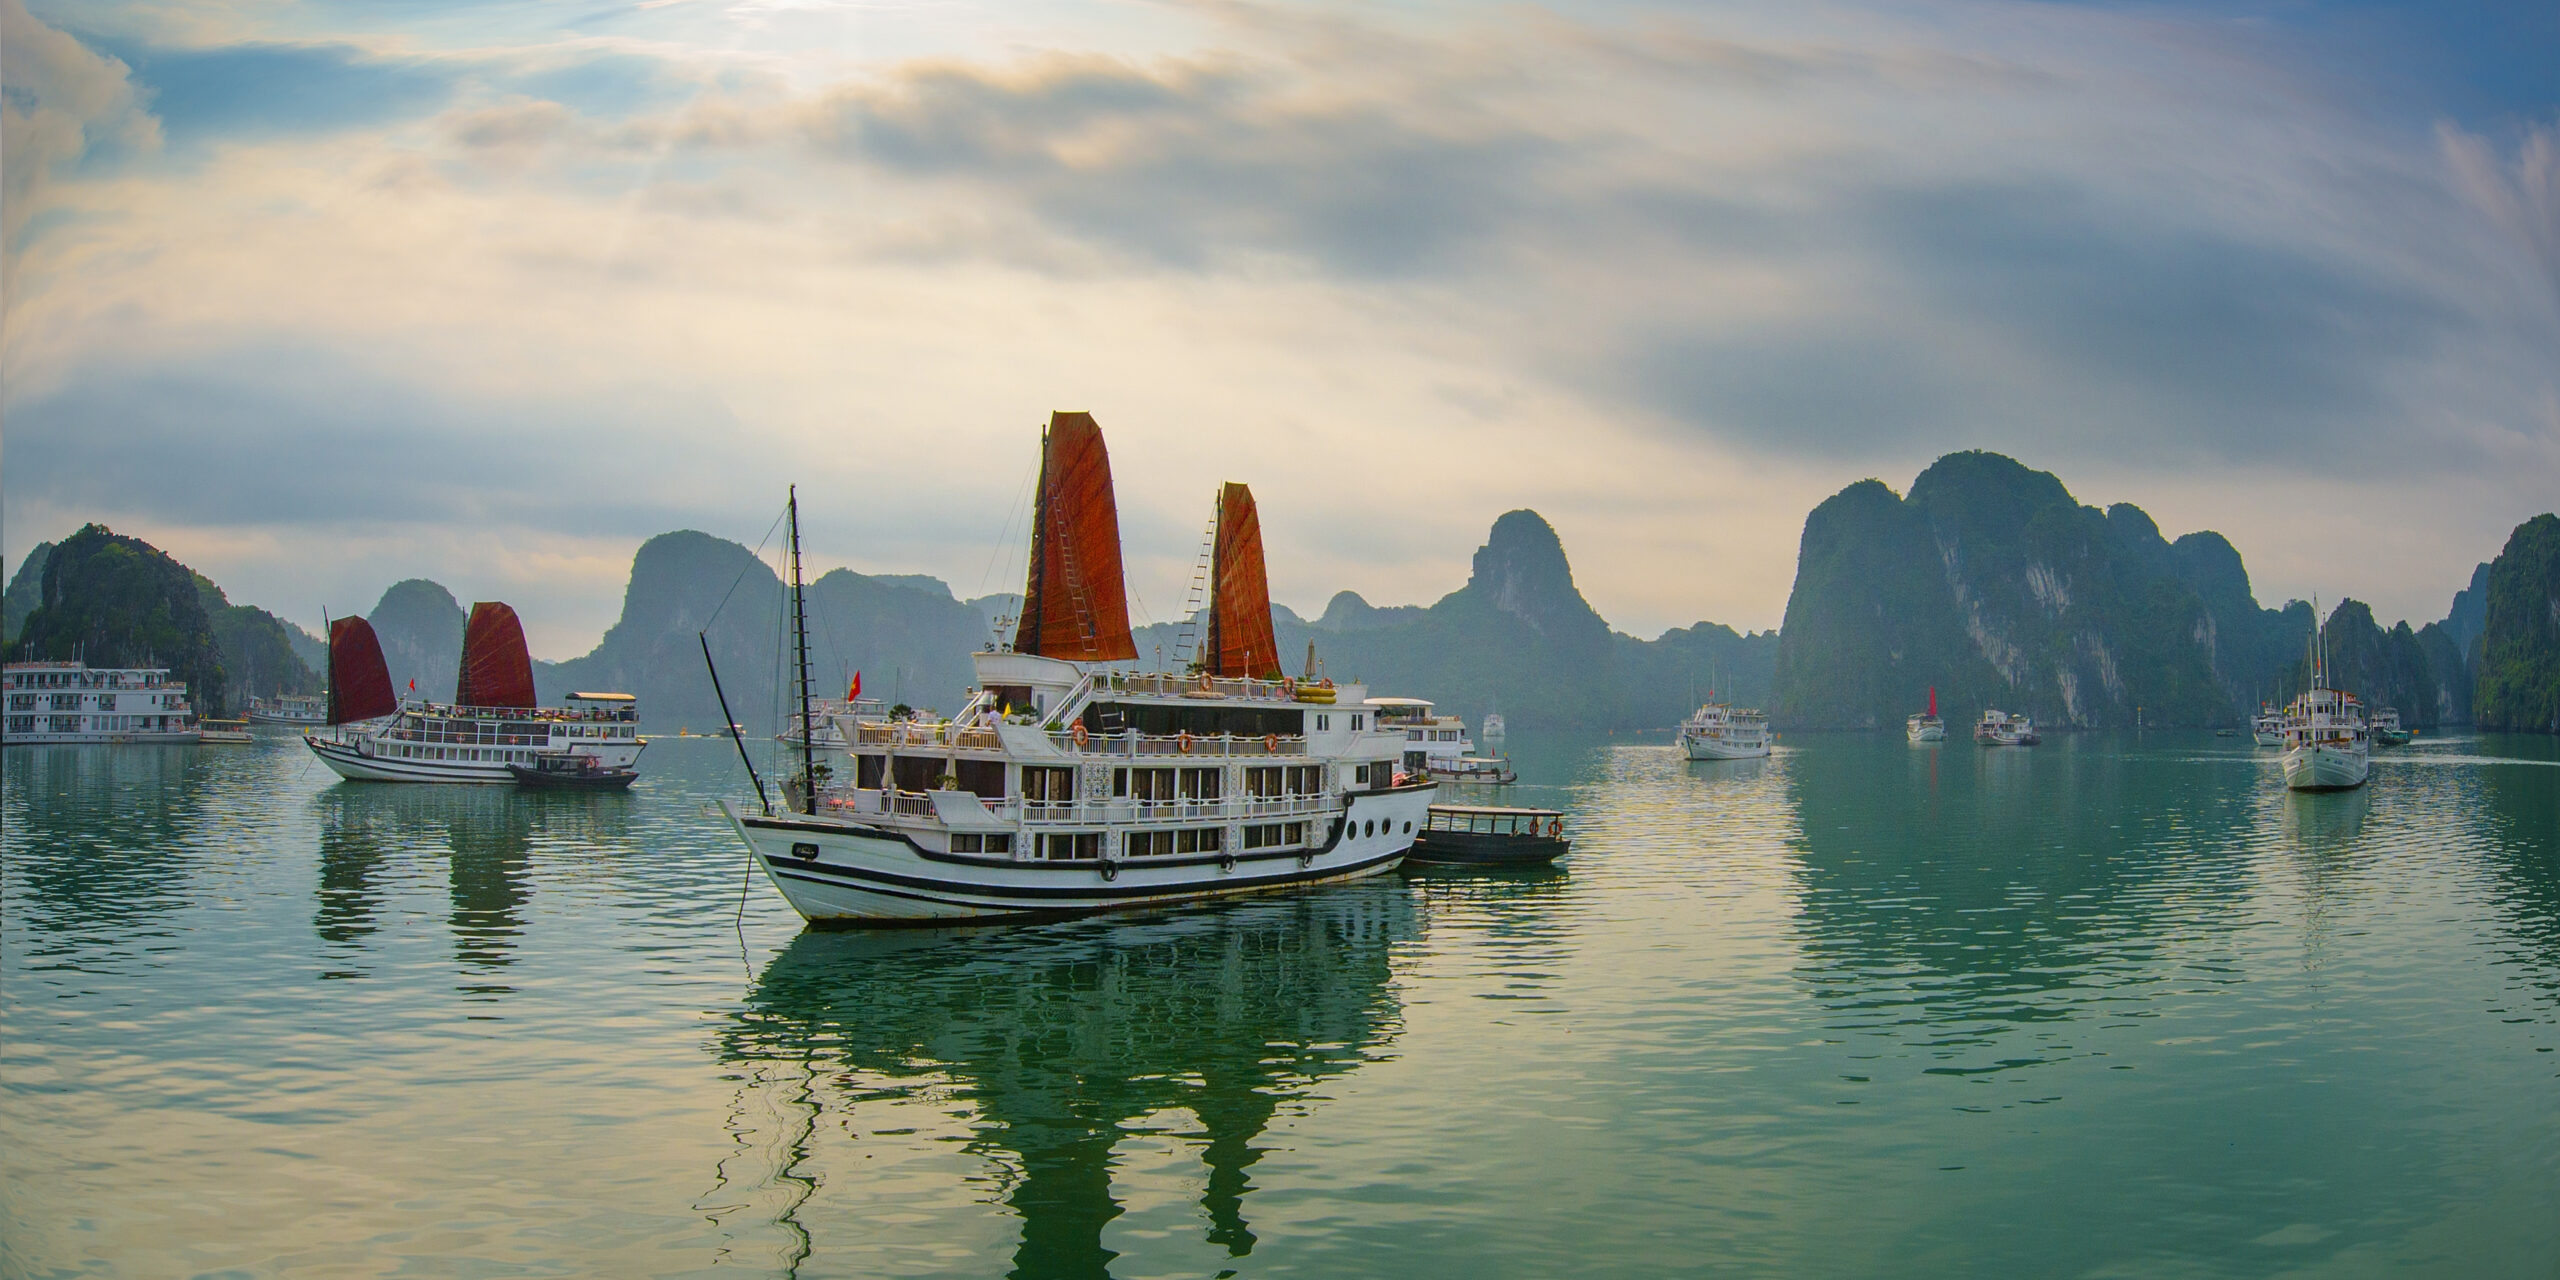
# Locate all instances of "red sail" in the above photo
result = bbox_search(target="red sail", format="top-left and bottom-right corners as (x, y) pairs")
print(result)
(1013, 411), (1137, 661)
(1927, 686), (1937, 717)
(455, 602), (538, 709)
(1208, 482), (1280, 679)
(327, 617), (397, 724)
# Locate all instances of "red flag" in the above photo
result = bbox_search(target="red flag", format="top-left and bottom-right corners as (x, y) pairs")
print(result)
(407, 678), (416, 692)
(848, 671), (861, 701)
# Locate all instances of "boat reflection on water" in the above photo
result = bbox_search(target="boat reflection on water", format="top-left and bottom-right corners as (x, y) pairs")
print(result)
(310, 784), (635, 985)
(2279, 785), (2370, 854)
(708, 887), (1416, 1278)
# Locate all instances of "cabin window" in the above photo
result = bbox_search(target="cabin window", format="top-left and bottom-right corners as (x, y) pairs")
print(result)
(1352, 715), (1363, 730)
(985, 833), (1013, 854)
(951, 833), (994, 854)
(954, 758), (1006, 799)
(1316, 714), (1330, 731)
(1178, 827), (1222, 854)
(1126, 830), (1175, 858)
(892, 755), (945, 792)
(1023, 766), (1077, 804)
(1038, 832), (1101, 861)
(1125, 767), (1177, 802)
(853, 754), (886, 789)
(1180, 767), (1222, 800)
(1242, 822), (1306, 850)
(1246, 766), (1282, 798)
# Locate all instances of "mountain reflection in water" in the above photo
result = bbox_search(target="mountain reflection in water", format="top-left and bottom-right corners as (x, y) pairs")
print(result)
(709, 889), (1416, 1279)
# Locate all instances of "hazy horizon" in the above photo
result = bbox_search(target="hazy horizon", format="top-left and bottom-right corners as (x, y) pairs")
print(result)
(5, 0), (2554, 656)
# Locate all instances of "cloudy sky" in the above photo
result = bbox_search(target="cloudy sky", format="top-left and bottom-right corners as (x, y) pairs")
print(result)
(4, 0), (2554, 656)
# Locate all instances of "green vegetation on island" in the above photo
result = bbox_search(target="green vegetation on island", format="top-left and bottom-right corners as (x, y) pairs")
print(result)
(11, 525), (233, 715)
(2472, 513), (2560, 733)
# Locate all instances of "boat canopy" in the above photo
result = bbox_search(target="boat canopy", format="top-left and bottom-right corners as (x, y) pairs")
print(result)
(1208, 481), (1281, 680)
(1013, 411), (1138, 662)
(456, 602), (538, 709)
(326, 616), (396, 724)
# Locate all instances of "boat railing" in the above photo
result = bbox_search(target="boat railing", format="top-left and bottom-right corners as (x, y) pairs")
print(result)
(1012, 792), (1334, 826)
(848, 720), (1005, 751)
(1091, 671), (1303, 703)
(1047, 730), (1308, 757)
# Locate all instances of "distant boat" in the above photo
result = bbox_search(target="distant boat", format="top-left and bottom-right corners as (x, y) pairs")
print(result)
(1370, 696), (1479, 776)
(780, 696), (883, 748)
(304, 604), (645, 784)
(1906, 686), (1945, 743)
(2252, 704), (2286, 747)
(509, 751), (639, 790)
(2, 660), (202, 744)
(198, 718), (255, 744)
(1680, 700), (1770, 759)
(2282, 602), (2369, 791)
(1480, 709), (1507, 744)
(2369, 706), (2411, 746)
(245, 693), (327, 728)
(1975, 709), (2040, 746)
(1424, 755), (1519, 785)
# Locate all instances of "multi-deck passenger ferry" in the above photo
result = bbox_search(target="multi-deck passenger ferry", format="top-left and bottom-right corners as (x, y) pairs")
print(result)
(2282, 608), (2369, 791)
(245, 693), (327, 728)
(303, 604), (643, 783)
(1680, 701), (1770, 759)
(1975, 709), (2040, 746)
(721, 415), (1435, 925)
(2252, 704), (2286, 747)
(2, 661), (200, 744)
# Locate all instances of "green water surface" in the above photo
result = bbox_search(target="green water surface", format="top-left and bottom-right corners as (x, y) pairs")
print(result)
(5, 729), (2558, 1277)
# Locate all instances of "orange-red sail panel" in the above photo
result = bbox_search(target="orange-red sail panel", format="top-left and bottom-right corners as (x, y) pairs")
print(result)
(1014, 411), (1138, 661)
(456, 602), (539, 709)
(327, 616), (397, 724)
(1209, 482), (1279, 679)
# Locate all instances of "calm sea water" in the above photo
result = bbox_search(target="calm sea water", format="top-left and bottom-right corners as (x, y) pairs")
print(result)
(6, 728), (2558, 1278)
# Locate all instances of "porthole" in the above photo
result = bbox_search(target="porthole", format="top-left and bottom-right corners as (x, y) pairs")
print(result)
(1364, 820), (1375, 838)
(1403, 821), (1412, 834)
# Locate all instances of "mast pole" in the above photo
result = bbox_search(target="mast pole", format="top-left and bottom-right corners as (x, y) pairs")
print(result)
(1021, 422), (1050, 657)
(790, 486), (817, 816)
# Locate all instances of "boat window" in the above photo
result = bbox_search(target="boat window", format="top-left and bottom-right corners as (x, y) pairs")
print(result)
(1127, 767), (1177, 802)
(953, 758), (1006, 799)
(892, 754), (944, 793)
(1403, 820), (1412, 834)
(1022, 766), (1077, 804)
(1178, 767), (1221, 800)
(1176, 827), (1222, 854)
(984, 833), (1013, 855)
(1037, 832), (1100, 860)
(1127, 830), (1175, 858)
(854, 754), (886, 789)
(1316, 714), (1330, 731)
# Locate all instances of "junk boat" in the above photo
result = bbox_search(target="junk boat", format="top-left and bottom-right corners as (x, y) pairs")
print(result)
(1680, 700), (1770, 759)
(1906, 686), (1945, 743)
(245, 693), (327, 728)
(303, 606), (644, 783)
(3, 661), (200, 744)
(1975, 709), (2040, 746)
(1405, 804), (1570, 866)
(718, 416), (1435, 925)
(510, 751), (640, 790)
(2282, 604), (2369, 791)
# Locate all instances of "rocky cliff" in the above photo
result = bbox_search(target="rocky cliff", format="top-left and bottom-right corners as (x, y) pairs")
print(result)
(1772, 453), (2308, 729)
(11, 525), (230, 714)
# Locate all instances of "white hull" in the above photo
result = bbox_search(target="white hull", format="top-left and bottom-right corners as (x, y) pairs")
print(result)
(1681, 735), (1770, 760)
(2282, 743), (2368, 791)
(1906, 722), (1945, 743)
(726, 785), (1434, 924)
(2253, 730), (2284, 747)
(3, 729), (200, 745)
(305, 732), (644, 784)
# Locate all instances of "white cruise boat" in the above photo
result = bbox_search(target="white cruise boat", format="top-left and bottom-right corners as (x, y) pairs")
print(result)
(1480, 710), (1507, 744)
(1679, 700), (1770, 759)
(2369, 706), (2410, 746)
(1906, 686), (1945, 743)
(2251, 704), (2286, 747)
(246, 693), (328, 727)
(303, 604), (643, 783)
(1369, 697), (1478, 777)
(2282, 611), (2368, 791)
(721, 418), (1435, 925)
(2, 661), (200, 744)
(779, 694), (884, 749)
(1974, 709), (2040, 746)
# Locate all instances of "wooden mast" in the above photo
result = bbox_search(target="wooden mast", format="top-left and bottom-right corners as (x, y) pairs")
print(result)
(789, 486), (817, 815)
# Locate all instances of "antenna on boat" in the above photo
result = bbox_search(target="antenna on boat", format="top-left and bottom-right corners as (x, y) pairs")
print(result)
(788, 486), (819, 816)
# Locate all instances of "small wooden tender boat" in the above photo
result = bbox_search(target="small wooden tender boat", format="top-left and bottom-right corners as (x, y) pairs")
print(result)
(197, 718), (255, 744)
(509, 751), (639, 790)
(1405, 804), (1569, 866)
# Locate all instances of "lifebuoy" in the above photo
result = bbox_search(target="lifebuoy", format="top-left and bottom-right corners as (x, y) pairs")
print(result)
(1071, 722), (1089, 746)
(1548, 817), (1563, 838)
(1099, 859), (1118, 881)
(1263, 733), (1278, 753)
(1177, 731), (1195, 753)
